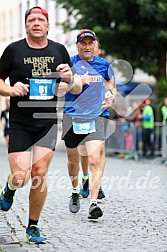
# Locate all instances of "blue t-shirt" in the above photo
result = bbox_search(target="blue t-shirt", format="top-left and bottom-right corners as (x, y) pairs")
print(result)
(101, 108), (110, 117)
(64, 55), (114, 119)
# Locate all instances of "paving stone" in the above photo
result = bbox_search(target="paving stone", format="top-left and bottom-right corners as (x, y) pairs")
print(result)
(0, 144), (167, 251)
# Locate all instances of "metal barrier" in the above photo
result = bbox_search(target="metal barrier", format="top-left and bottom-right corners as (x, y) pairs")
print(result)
(105, 121), (167, 160)
(162, 124), (167, 160)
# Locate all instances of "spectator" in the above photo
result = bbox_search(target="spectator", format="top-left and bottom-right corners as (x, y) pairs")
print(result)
(160, 97), (167, 162)
(161, 97), (167, 124)
(141, 99), (155, 158)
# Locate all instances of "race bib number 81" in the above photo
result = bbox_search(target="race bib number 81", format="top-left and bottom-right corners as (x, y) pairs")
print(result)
(29, 78), (56, 100)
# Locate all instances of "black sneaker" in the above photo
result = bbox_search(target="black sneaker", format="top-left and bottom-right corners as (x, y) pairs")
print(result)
(97, 186), (105, 200)
(88, 203), (103, 219)
(69, 193), (80, 213)
(80, 178), (89, 198)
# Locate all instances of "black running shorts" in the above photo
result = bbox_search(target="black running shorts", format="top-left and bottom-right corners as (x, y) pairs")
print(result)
(8, 122), (58, 153)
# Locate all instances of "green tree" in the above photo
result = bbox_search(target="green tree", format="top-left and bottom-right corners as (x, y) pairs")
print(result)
(57, 0), (167, 81)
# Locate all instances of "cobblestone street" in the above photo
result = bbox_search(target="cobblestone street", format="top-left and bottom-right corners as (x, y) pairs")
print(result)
(0, 142), (167, 252)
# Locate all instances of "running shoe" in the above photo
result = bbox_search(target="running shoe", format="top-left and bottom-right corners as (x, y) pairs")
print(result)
(88, 203), (103, 219)
(0, 182), (15, 211)
(97, 186), (105, 200)
(26, 225), (47, 244)
(69, 192), (80, 213)
(80, 178), (90, 198)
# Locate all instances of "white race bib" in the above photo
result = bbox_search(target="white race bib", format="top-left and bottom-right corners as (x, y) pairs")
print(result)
(72, 120), (96, 134)
(29, 78), (56, 100)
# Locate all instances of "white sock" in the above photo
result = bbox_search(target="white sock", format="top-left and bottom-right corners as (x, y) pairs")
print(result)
(72, 186), (80, 194)
(90, 199), (97, 206)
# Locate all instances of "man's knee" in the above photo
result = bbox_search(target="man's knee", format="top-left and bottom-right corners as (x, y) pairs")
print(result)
(9, 170), (30, 188)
